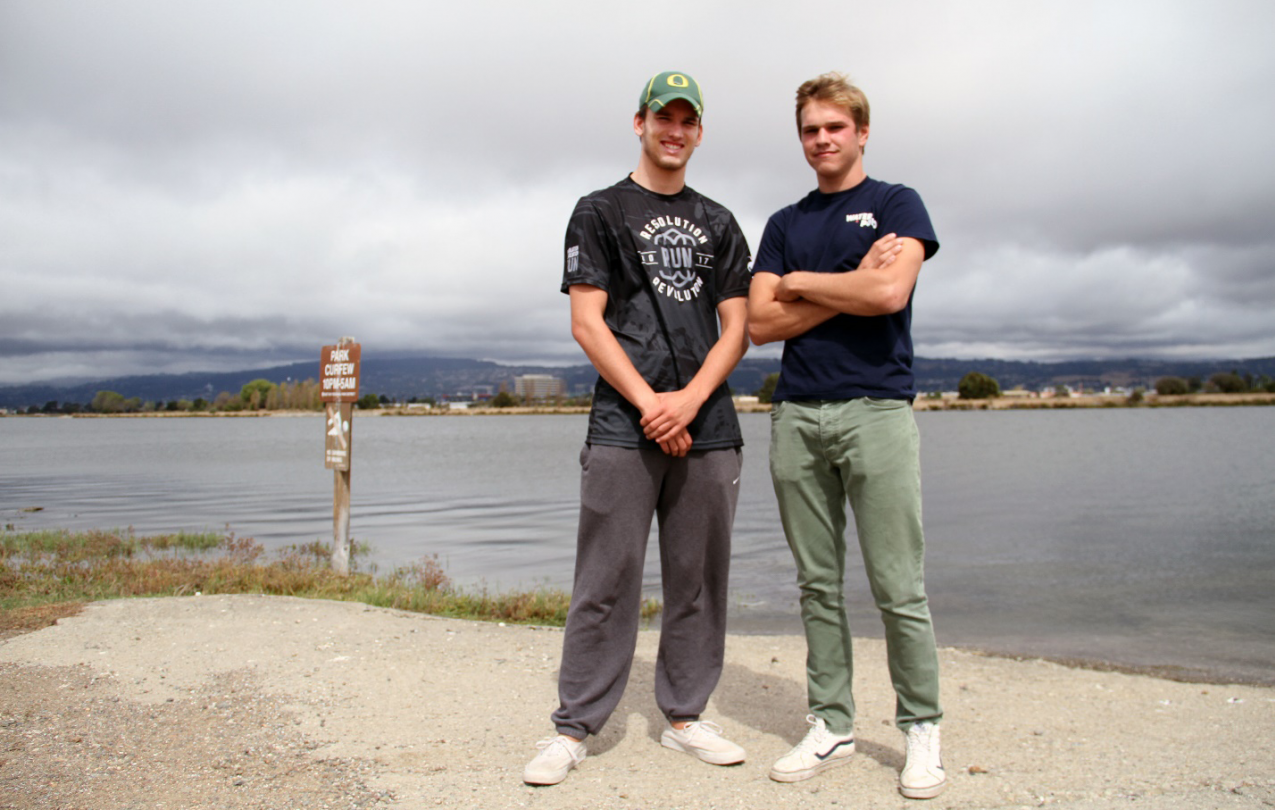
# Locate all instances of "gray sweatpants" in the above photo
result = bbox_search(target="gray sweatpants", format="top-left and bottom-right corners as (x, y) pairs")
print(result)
(551, 443), (742, 739)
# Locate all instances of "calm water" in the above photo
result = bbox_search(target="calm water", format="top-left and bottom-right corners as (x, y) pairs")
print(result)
(2, 409), (1273, 684)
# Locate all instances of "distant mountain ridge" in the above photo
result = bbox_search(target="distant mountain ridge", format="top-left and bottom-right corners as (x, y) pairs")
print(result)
(3, 354), (1274, 410)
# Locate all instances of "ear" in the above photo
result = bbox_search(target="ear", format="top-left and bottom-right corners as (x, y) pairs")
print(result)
(695, 122), (704, 147)
(633, 111), (646, 138)
(858, 124), (869, 149)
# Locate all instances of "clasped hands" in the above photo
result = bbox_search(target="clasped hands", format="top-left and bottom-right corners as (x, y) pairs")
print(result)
(639, 389), (701, 458)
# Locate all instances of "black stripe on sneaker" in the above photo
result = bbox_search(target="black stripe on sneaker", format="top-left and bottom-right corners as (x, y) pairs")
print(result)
(816, 739), (854, 760)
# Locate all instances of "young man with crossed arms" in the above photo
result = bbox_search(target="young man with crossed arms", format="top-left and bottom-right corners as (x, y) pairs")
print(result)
(749, 72), (946, 800)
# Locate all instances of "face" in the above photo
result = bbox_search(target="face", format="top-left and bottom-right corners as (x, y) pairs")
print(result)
(799, 99), (869, 184)
(634, 98), (703, 173)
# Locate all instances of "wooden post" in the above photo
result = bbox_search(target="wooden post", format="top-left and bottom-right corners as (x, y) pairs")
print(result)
(333, 468), (352, 574)
(328, 401), (354, 575)
(321, 337), (360, 575)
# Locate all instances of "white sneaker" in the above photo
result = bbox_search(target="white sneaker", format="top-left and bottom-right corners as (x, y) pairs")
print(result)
(522, 735), (586, 785)
(768, 714), (855, 783)
(899, 722), (946, 799)
(660, 720), (746, 765)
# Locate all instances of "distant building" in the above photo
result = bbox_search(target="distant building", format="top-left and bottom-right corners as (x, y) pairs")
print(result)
(515, 374), (565, 401)
(448, 386), (494, 402)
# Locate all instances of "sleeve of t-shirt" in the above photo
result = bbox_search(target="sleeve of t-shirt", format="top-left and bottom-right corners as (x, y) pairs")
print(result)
(560, 196), (615, 294)
(713, 213), (753, 303)
(881, 186), (940, 261)
(750, 209), (788, 277)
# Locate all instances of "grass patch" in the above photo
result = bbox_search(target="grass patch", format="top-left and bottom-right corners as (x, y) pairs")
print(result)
(0, 528), (661, 632)
(0, 528), (224, 561)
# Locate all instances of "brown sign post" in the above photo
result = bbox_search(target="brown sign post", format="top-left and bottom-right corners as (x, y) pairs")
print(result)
(321, 338), (360, 575)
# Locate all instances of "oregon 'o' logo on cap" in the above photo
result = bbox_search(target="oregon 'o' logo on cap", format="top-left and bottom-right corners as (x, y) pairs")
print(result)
(667, 74), (689, 87)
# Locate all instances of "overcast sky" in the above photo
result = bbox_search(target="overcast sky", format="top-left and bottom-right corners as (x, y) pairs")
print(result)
(2, 1), (1273, 386)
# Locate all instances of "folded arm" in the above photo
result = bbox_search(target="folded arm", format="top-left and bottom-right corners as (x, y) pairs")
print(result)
(747, 233), (921, 345)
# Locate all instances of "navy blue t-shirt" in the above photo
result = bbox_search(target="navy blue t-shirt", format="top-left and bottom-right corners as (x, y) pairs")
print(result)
(752, 177), (939, 401)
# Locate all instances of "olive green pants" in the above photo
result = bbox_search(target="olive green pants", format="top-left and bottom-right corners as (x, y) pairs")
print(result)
(769, 398), (942, 734)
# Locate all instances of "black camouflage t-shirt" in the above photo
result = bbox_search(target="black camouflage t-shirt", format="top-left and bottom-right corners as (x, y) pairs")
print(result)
(561, 176), (751, 450)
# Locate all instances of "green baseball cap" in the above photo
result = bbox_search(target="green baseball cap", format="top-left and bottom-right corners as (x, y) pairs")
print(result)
(639, 71), (704, 116)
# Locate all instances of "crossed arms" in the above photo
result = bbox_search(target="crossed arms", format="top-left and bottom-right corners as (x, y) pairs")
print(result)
(747, 233), (925, 346)
(569, 285), (748, 457)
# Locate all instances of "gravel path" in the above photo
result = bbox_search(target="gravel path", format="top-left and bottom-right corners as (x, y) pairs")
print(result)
(1, 594), (1272, 809)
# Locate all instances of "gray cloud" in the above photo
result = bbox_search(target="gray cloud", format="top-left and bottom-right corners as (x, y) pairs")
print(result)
(2, 0), (1274, 386)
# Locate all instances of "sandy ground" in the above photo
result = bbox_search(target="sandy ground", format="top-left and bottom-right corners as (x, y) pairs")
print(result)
(0, 595), (1272, 809)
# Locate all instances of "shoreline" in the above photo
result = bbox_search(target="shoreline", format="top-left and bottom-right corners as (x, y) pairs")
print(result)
(723, 623), (1274, 690)
(5, 389), (1275, 418)
(11, 595), (1271, 689)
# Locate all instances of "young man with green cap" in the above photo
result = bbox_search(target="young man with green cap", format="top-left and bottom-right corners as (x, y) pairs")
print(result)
(523, 70), (751, 786)
(748, 72), (946, 799)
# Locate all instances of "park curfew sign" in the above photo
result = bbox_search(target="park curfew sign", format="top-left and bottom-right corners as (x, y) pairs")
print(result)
(320, 342), (361, 403)
(321, 340), (360, 472)
(322, 338), (359, 575)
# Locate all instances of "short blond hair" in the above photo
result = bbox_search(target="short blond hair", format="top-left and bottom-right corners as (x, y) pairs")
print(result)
(795, 72), (870, 135)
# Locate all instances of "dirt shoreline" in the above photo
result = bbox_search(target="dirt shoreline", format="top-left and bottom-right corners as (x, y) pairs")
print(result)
(7, 600), (1268, 689)
(2, 594), (1272, 809)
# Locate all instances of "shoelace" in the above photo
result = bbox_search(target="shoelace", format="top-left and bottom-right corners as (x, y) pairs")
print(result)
(680, 720), (725, 740)
(536, 737), (579, 757)
(791, 714), (833, 754)
(906, 725), (935, 759)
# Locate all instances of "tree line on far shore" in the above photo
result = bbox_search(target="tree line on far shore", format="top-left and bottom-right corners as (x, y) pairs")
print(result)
(20, 377), (588, 416)
(22, 379), (345, 415)
(753, 370), (1275, 404)
(952, 370), (1275, 400)
(1151, 372), (1275, 395)
(15, 367), (1275, 416)
(949, 370), (1275, 400)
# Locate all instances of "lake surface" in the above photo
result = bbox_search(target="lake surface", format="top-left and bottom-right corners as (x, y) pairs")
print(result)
(2, 408), (1273, 685)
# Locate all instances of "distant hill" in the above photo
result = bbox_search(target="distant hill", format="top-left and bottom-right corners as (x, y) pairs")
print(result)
(3, 354), (1274, 411)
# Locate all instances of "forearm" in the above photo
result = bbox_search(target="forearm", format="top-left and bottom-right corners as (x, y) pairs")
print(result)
(780, 269), (903, 316)
(785, 237), (925, 317)
(572, 315), (659, 413)
(682, 300), (749, 404)
(577, 318), (692, 456)
(569, 286), (660, 414)
(640, 297), (748, 445)
(747, 273), (838, 345)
